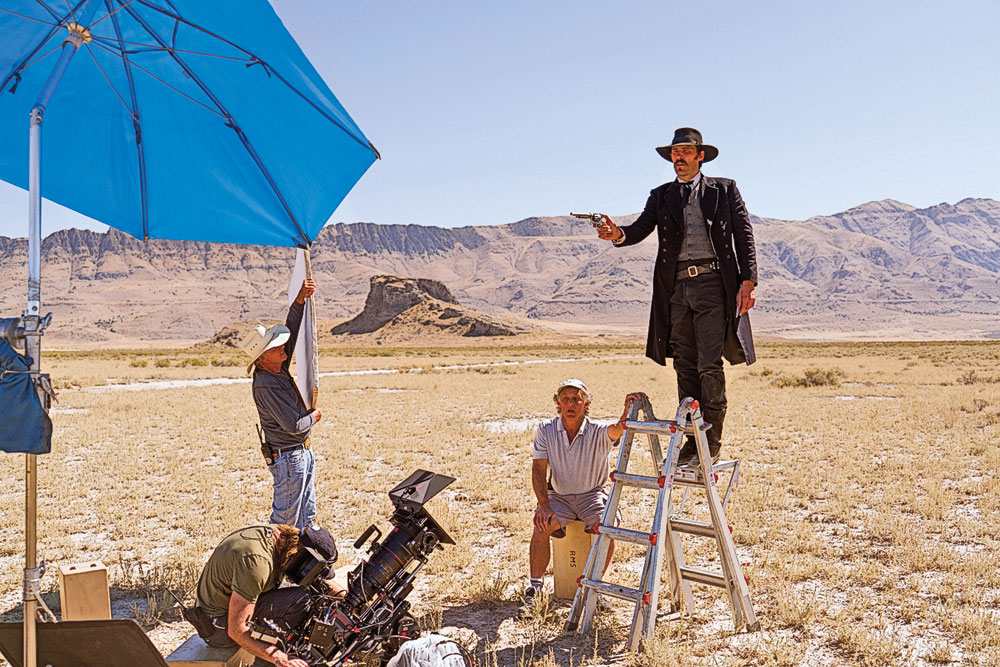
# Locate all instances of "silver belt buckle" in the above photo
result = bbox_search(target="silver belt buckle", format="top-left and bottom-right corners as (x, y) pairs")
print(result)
(687, 265), (699, 278)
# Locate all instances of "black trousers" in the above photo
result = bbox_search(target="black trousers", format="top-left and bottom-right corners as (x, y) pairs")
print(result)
(668, 273), (727, 413)
(202, 587), (312, 666)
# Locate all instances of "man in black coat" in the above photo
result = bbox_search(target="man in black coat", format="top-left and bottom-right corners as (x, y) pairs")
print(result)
(597, 127), (757, 464)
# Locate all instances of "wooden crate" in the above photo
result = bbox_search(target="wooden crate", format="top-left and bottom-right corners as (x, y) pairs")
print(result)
(552, 520), (594, 598)
(165, 634), (253, 667)
(57, 560), (111, 621)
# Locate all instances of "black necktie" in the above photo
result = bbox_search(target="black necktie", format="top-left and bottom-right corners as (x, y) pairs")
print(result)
(680, 183), (692, 205)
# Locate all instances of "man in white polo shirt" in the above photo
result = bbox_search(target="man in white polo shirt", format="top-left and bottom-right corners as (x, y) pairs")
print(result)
(524, 379), (644, 608)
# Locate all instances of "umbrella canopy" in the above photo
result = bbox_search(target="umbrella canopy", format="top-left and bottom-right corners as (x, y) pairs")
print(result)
(0, 0), (378, 247)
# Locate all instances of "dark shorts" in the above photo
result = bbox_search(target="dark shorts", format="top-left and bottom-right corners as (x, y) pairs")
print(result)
(549, 488), (621, 532)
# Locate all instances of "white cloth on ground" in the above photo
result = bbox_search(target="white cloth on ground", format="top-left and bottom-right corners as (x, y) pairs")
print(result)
(385, 635), (468, 667)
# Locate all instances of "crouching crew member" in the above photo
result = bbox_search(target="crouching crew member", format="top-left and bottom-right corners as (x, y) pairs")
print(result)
(192, 524), (340, 667)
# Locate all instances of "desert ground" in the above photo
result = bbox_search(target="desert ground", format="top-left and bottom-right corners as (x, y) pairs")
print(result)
(2, 339), (1000, 666)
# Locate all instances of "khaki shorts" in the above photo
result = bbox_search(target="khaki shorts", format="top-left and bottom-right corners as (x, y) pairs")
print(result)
(549, 487), (621, 533)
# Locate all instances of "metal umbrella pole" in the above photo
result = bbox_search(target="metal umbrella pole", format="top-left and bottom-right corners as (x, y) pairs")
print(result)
(22, 3), (101, 665)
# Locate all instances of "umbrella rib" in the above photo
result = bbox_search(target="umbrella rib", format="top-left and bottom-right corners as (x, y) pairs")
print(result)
(0, 7), (60, 26)
(21, 41), (68, 72)
(32, 0), (66, 22)
(106, 2), (149, 241)
(90, 40), (224, 118)
(0, 1), (80, 93)
(90, 36), (259, 62)
(89, 0), (138, 29)
(130, 0), (377, 156)
(83, 42), (136, 120)
(119, 2), (311, 246)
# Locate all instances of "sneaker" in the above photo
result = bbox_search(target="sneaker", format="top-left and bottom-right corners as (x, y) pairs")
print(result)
(518, 585), (541, 616)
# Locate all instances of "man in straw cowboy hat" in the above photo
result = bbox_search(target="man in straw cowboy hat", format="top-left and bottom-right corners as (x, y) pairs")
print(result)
(596, 128), (758, 466)
(241, 278), (322, 529)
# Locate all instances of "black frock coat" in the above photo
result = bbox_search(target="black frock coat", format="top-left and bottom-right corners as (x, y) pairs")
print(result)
(616, 176), (758, 366)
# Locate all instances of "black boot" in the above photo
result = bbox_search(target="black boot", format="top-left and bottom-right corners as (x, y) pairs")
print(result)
(676, 435), (697, 467)
(703, 408), (726, 463)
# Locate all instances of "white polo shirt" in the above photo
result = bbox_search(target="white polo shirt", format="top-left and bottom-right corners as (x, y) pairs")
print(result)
(532, 416), (616, 495)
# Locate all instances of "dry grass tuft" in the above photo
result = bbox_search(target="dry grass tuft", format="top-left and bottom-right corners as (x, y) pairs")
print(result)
(2, 341), (999, 666)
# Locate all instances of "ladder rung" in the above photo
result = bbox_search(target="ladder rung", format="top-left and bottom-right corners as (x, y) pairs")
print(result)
(680, 565), (727, 588)
(611, 471), (662, 490)
(624, 419), (692, 435)
(597, 524), (655, 547)
(674, 459), (737, 482)
(671, 462), (733, 487)
(579, 578), (643, 603)
(669, 517), (716, 538)
(672, 475), (712, 488)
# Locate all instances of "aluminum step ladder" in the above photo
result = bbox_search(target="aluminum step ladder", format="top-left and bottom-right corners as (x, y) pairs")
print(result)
(564, 396), (759, 651)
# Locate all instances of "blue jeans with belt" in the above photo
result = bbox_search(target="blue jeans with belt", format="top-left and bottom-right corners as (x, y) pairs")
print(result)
(268, 447), (316, 529)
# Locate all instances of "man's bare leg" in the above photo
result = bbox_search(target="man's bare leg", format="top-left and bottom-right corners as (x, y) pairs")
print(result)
(604, 541), (615, 575)
(529, 516), (561, 579)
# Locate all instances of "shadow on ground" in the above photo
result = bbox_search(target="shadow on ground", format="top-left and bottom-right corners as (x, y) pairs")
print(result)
(440, 599), (632, 666)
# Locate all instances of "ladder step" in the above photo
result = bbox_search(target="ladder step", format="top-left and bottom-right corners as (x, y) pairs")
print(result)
(611, 470), (663, 490)
(623, 419), (704, 435)
(579, 578), (644, 603)
(679, 565), (727, 588)
(671, 460), (736, 486)
(669, 517), (717, 538)
(596, 524), (655, 547)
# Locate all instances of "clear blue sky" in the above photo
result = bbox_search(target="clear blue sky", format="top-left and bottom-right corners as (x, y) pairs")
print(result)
(1, 0), (998, 238)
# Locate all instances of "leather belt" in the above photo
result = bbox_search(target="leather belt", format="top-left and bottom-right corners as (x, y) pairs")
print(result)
(676, 260), (719, 280)
(270, 444), (304, 454)
(268, 437), (311, 455)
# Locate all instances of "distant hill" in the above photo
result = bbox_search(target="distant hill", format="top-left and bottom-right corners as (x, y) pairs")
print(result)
(1, 198), (998, 343)
(330, 274), (539, 341)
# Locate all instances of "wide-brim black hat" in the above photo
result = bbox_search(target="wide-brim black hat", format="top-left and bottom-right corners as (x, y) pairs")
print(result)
(655, 127), (718, 163)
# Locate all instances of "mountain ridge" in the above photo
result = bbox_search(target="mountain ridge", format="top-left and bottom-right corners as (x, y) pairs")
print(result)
(1, 198), (998, 342)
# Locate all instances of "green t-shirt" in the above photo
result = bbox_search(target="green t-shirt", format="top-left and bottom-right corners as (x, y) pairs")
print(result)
(196, 526), (280, 617)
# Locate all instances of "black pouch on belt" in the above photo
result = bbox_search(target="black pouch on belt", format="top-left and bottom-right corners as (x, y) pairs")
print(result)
(182, 604), (217, 640)
(261, 444), (275, 465)
(256, 424), (274, 464)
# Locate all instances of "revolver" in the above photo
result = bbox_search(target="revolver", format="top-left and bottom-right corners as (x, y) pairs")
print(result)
(570, 212), (606, 228)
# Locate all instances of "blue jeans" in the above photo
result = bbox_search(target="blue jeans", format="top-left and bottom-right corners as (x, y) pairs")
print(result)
(268, 448), (316, 529)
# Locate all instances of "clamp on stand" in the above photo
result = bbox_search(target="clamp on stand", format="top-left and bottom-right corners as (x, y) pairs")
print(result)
(22, 561), (57, 623)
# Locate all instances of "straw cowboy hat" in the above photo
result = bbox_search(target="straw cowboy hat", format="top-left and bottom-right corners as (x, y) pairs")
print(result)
(240, 323), (290, 375)
(655, 127), (719, 163)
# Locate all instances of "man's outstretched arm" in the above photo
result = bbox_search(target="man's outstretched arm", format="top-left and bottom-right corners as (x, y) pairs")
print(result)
(607, 392), (647, 441)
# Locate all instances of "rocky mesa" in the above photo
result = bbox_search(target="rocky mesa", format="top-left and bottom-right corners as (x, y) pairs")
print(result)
(331, 275), (539, 342)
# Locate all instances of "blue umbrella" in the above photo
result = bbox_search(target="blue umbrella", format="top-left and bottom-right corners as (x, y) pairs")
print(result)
(0, 0), (378, 247)
(0, 2), (378, 662)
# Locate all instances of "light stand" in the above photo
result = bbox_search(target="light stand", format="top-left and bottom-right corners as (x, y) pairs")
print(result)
(17, 3), (101, 666)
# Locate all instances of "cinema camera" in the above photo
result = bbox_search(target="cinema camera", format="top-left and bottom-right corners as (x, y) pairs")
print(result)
(252, 470), (456, 666)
